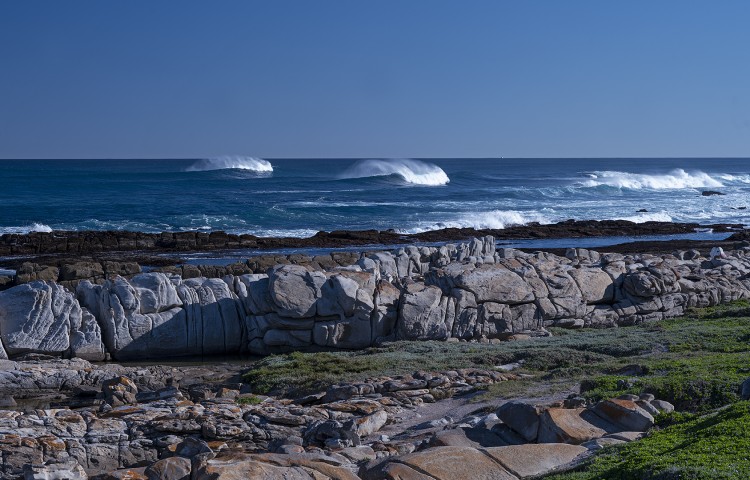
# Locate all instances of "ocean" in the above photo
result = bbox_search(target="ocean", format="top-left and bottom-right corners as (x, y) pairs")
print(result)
(1, 157), (749, 238)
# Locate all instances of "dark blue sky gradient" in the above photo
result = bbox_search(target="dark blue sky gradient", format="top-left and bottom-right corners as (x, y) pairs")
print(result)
(1, 1), (749, 158)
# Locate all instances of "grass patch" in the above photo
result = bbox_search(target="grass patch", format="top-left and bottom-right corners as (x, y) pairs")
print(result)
(243, 301), (750, 401)
(546, 402), (750, 480)
(235, 394), (263, 405)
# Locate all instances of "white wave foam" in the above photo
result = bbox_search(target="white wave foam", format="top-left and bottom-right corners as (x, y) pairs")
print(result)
(186, 156), (273, 173)
(402, 210), (551, 233)
(0, 223), (53, 234)
(341, 159), (449, 186)
(614, 211), (674, 223)
(580, 169), (723, 189)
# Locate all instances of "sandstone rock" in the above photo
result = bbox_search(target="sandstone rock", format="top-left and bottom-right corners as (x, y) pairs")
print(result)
(382, 446), (517, 480)
(591, 399), (654, 432)
(537, 408), (619, 444)
(192, 452), (312, 480)
(144, 456), (191, 480)
(23, 460), (88, 480)
(102, 376), (139, 407)
(430, 427), (507, 448)
(353, 410), (388, 437)
(484, 443), (588, 478)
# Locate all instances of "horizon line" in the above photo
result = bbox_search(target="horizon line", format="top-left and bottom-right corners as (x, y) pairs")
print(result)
(2, 156), (750, 161)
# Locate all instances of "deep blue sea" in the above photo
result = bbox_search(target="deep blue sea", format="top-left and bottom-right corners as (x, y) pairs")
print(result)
(2, 157), (750, 238)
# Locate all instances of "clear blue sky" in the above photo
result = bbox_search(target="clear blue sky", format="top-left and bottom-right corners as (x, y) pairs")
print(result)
(1, 1), (749, 159)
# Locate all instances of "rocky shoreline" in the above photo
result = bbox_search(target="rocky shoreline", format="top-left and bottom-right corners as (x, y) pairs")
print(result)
(0, 354), (673, 480)
(0, 220), (744, 266)
(2, 229), (750, 478)
(3, 235), (750, 361)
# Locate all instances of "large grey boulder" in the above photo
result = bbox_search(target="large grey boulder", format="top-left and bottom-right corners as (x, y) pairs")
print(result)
(0, 281), (80, 357)
(235, 274), (276, 315)
(398, 284), (448, 340)
(129, 273), (182, 314)
(496, 401), (541, 442)
(69, 308), (106, 361)
(269, 265), (326, 318)
(568, 268), (615, 304)
(442, 264), (534, 304)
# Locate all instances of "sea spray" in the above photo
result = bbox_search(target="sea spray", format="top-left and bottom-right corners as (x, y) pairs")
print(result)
(186, 156), (273, 173)
(340, 159), (449, 186)
(580, 169), (723, 189)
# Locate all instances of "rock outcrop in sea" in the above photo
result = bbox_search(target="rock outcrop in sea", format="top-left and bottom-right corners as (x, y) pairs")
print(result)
(1, 236), (749, 361)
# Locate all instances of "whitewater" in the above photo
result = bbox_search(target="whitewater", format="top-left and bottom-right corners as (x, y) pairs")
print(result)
(1, 158), (749, 237)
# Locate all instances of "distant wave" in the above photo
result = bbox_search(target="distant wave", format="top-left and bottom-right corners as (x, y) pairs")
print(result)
(580, 169), (723, 189)
(0, 223), (53, 234)
(186, 156), (273, 173)
(340, 159), (449, 186)
(615, 211), (674, 223)
(403, 210), (551, 233)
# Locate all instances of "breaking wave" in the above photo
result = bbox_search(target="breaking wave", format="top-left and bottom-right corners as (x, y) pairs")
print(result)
(340, 159), (449, 186)
(0, 223), (53, 234)
(580, 169), (723, 189)
(403, 210), (551, 233)
(614, 211), (674, 223)
(186, 156), (273, 173)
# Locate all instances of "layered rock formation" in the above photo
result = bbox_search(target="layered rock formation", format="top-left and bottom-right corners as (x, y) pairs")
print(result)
(1, 236), (750, 361)
(0, 359), (672, 479)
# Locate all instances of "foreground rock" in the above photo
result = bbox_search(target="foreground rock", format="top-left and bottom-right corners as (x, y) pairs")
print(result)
(0, 361), (675, 479)
(3, 236), (750, 360)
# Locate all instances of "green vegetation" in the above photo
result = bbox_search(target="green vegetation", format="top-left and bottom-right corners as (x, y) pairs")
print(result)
(244, 301), (750, 403)
(241, 301), (750, 477)
(547, 402), (750, 480)
(235, 394), (264, 405)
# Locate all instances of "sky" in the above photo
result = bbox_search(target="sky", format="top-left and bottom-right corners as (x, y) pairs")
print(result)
(1, 1), (749, 159)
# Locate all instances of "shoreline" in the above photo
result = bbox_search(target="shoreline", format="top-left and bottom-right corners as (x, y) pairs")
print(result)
(0, 219), (746, 270)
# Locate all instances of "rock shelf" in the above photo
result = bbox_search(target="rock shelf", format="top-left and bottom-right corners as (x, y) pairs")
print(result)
(2, 236), (750, 361)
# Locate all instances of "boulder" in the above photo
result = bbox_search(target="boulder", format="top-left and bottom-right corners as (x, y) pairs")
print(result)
(144, 456), (191, 480)
(483, 443), (588, 478)
(591, 399), (654, 432)
(447, 264), (534, 304)
(537, 408), (619, 444)
(495, 402), (541, 442)
(268, 265), (326, 318)
(0, 281), (80, 356)
(397, 284), (448, 341)
(376, 446), (517, 480)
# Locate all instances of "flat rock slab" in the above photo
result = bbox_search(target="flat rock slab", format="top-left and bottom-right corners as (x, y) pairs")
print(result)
(537, 408), (620, 444)
(393, 446), (518, 480)
(431, 427), (509, 448)
(484, 443), (589, 478)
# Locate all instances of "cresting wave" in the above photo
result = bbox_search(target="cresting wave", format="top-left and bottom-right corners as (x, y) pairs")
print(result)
(402, 210), (552, 233)
(339, 159), (450, 186)
(185, 156), (273, 173)
(579, 168), (724, 189)
(0, 223), (53, 235)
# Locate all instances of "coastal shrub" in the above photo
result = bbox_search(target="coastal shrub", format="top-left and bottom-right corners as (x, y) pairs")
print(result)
(579, 350), (750, 411)
(546, 402), (750, 480)
(242, 302), (750, 397)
